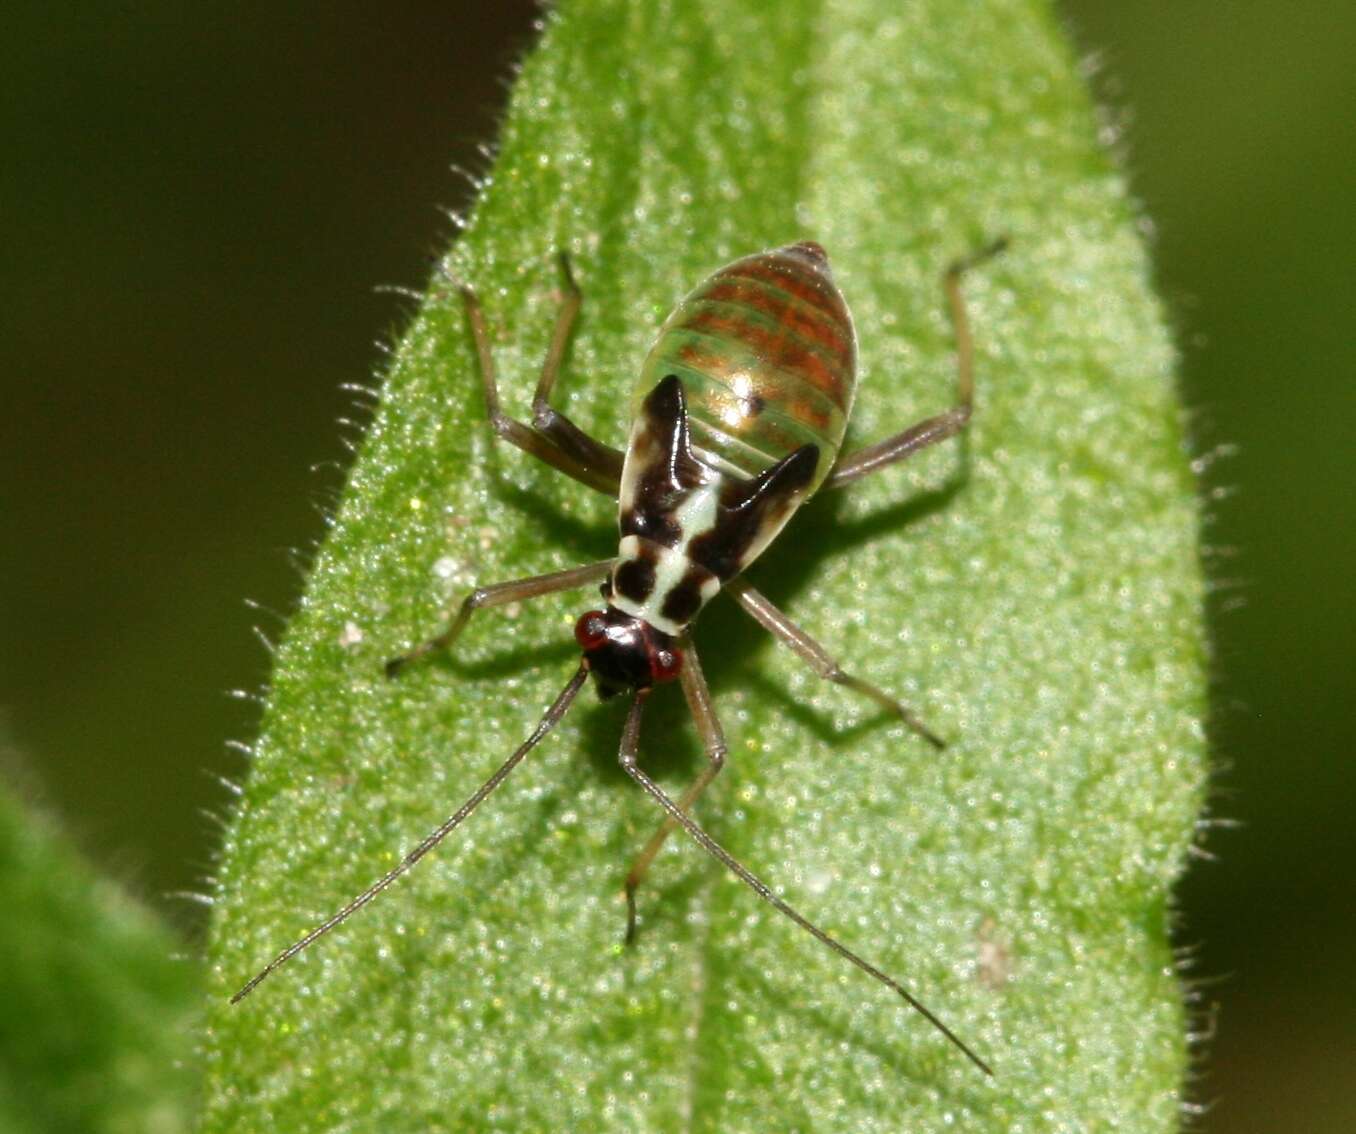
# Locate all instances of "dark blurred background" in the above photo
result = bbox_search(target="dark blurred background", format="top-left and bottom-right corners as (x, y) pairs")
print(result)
(2, 3), (1351, 1129)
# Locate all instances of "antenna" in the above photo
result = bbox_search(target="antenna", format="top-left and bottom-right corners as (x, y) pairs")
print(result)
(231, 664), (589, 1003)
(618, 690), (993, 1076)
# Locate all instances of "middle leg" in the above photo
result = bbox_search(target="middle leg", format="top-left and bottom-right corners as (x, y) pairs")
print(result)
(725, 578), (945, 749)
(385, 559), (614, 677)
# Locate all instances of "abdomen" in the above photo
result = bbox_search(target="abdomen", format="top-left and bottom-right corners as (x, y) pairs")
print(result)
(634, 242), (857, 493)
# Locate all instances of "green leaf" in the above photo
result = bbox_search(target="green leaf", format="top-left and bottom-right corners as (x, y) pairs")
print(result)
(202, 1), (1207, 1129)
(0, 778), (197, 1134)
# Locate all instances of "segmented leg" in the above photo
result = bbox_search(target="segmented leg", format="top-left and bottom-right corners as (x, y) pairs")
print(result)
(725, 578), (945, 749)
(824, 238), (1006, 491)
(623, 641), (727, 944)
(461, 259), (622, 497)
(616, 691), (991, 1076)
(385, 560), (614, 677)
(528, 254), (626, 484)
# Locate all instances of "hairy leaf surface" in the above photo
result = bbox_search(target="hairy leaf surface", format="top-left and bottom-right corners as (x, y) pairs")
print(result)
(203, 2), (1207, 1129)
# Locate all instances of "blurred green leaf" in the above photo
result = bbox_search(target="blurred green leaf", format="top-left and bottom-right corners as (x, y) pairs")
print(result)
(0, 779), (196, 1134)
(202, 1), (1206, 1129)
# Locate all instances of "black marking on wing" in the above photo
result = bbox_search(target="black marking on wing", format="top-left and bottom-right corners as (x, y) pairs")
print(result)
(614, 544), (658, 603)
(659, 567), (708, 625)
(688, 443), (819, 580)
(621, 375), (709, 548)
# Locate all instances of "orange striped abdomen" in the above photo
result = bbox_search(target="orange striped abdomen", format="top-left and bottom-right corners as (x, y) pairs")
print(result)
(633, 242), (857, 492)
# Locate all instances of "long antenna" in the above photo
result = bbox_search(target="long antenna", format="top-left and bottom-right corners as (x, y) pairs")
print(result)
(231, 663), (590, 1003)
(618, 690), (993, 1076)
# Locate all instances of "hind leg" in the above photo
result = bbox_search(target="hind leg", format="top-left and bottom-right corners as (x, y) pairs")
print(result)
(459, 255), (622, 496)
(824, 238), (1006, 490)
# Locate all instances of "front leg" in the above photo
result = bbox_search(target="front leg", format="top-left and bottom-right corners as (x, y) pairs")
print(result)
(824, 238), (1006, 491)
(615, 689), (992, 1075)
(623, 640), (727, 944)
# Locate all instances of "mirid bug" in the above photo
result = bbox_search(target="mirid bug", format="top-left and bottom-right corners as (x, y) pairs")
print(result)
(233, 239), (1006, 1076)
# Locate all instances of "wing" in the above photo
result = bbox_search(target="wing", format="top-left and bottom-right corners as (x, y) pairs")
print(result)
(620, 375), (818, 579)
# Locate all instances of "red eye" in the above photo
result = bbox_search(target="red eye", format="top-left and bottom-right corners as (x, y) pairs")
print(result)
(649, 646), (684, 684)
(574, 611), (608, 652)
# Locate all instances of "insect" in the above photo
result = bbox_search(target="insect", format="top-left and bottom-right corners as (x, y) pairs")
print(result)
(233, 239), (1006, 1075)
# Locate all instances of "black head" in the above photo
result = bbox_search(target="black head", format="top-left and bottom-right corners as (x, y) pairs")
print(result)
(574, 607), (683, 699)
